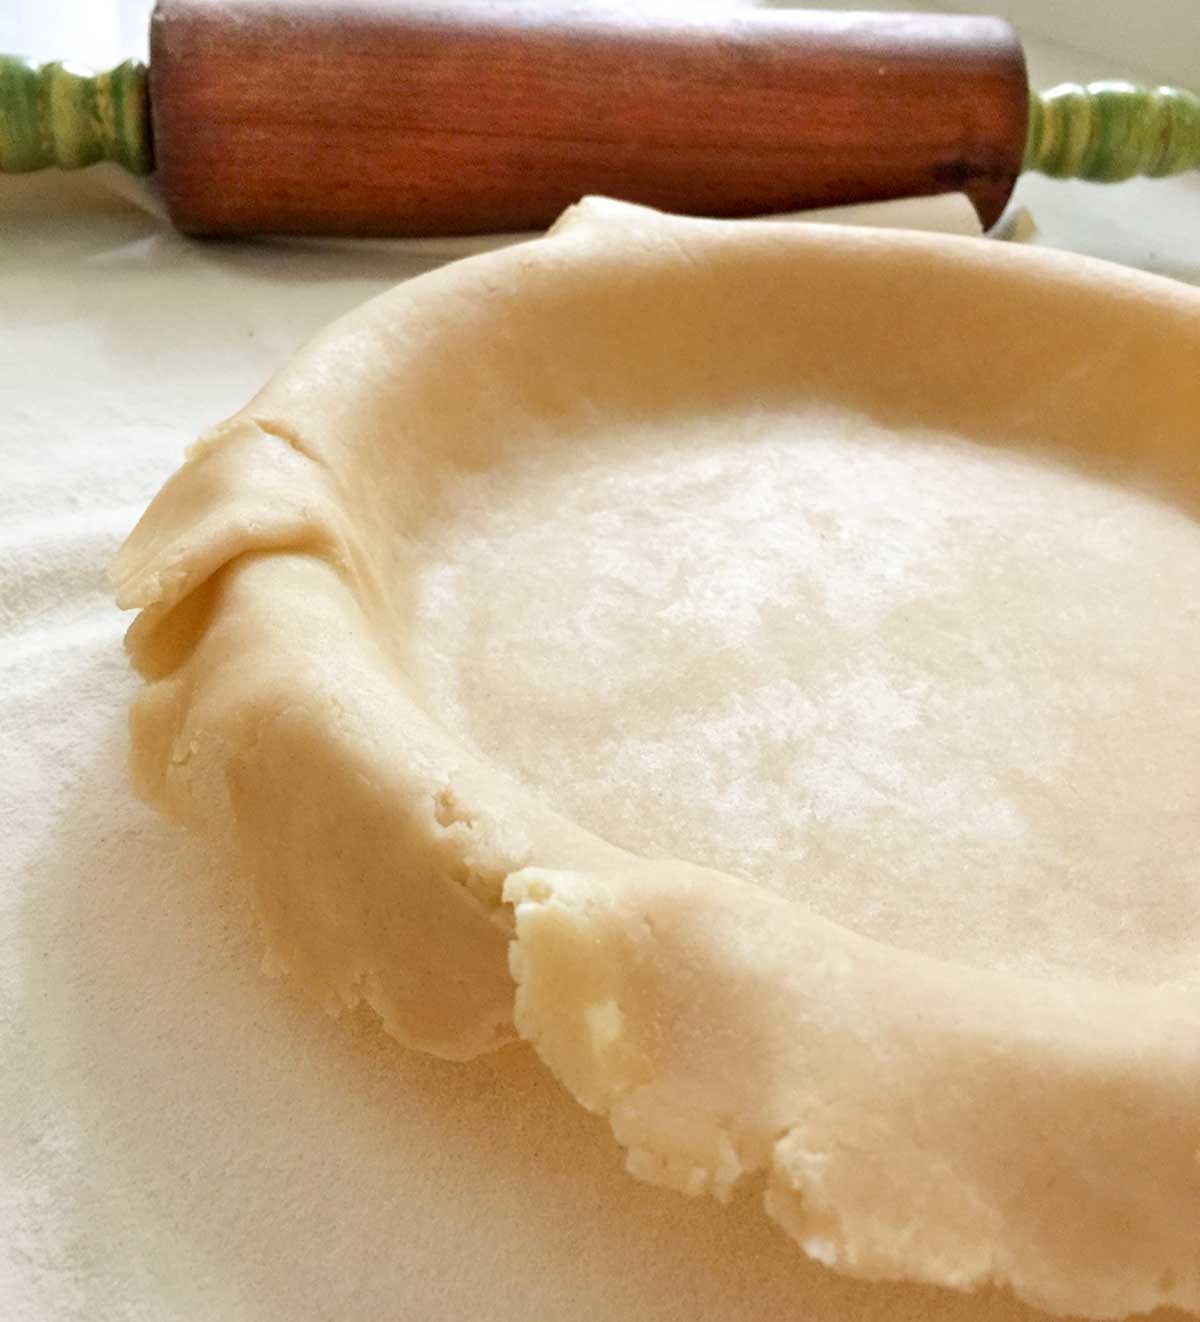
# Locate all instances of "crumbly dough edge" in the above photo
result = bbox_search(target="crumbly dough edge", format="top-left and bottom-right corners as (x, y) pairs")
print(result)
(505, 865), (1200, 1320)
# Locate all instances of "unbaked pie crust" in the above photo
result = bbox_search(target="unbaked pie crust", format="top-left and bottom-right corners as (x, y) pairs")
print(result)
(114, 199), (1200, 1319)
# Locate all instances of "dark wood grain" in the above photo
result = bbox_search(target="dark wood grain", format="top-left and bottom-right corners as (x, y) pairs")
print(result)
(150, 0), (1029, 237)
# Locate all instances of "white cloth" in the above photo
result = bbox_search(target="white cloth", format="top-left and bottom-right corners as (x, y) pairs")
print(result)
(2, 174), (1094, 1322)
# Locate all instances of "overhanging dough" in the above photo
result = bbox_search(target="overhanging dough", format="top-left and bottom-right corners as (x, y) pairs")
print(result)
(113, 198), (1200, 1318)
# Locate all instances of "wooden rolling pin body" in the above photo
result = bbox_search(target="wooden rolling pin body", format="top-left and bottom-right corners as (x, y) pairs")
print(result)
(150, 0), (1029, 236)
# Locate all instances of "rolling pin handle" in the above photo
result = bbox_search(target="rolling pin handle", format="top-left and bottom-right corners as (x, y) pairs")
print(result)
(1026, 81), (1200, 181)
(0, 54), (153, 174)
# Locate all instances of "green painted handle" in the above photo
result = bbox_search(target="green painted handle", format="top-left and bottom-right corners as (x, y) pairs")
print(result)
(1026, 80), (1200, 181)
(0, 54), (152, 173)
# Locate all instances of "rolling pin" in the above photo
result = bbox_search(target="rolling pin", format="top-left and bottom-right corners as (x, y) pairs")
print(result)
(1, 0), (1198, 236)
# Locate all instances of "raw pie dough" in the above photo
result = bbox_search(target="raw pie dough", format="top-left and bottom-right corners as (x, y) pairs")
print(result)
(113, 199), (1200, 1319)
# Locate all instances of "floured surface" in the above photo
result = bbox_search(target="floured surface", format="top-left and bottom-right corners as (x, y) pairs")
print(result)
(411, 413), (1200, 982)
